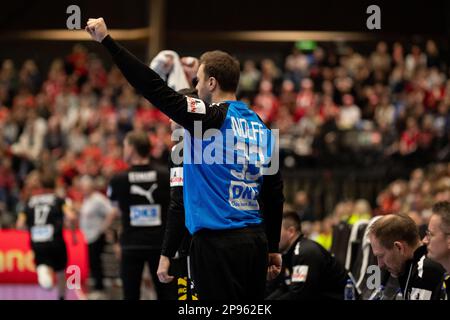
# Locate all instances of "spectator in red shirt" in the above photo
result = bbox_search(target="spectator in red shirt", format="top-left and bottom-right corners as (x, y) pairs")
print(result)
(254, 80), (280, 124)
(400, 117), (420, 155)
(294, 78), (316, 122)
(279, 79), (297, 115)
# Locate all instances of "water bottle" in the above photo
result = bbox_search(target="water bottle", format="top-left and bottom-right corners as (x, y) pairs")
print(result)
(369, 285), (385, 300)
(344, 279), (356, 300)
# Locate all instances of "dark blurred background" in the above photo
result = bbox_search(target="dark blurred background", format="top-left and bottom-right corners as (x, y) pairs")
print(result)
(1, 0), (450, 66)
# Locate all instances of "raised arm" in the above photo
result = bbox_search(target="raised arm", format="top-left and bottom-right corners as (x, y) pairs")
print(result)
(85, 18), (227, 132)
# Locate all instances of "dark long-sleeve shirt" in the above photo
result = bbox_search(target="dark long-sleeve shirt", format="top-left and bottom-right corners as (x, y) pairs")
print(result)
(161, 147), (190, 258)
(266, 235), (348, 300)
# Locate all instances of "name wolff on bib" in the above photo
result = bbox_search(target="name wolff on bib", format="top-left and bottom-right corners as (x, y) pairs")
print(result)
(228, 116), (267, 211)
(128, 171), (161, 227)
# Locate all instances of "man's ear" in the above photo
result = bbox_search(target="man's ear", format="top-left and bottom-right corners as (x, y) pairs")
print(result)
(393, 241), (404, 254)
(208, 77), (217, 91)
(288, 226), (297, 236)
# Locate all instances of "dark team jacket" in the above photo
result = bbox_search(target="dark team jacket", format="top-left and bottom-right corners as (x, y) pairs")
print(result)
(24, 190), (66, 249)
(107, 164), (170, 250)
(265, 234), (348, 300)
(397, 245), (445, 300)
(160, 146), (191, 258)
(101, 35), (284, 253)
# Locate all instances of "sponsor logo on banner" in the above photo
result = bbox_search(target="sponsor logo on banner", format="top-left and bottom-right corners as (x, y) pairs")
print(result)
(0, 230), (88, 284)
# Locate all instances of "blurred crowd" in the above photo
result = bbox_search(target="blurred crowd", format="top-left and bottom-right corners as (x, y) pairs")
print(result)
(0, 44), (173, 226)
(0, 39), (449, 231)
(287, 162), (450, 251)
(238, 40), (450, 168)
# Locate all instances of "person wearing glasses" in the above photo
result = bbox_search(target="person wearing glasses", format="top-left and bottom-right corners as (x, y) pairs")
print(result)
(369, 213), (445, 300)
(423, 201), (450, 300)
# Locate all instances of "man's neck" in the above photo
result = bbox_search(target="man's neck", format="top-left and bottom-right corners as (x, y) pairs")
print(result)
(211, 92), (236, 104)
(441, 257), (450, 274)
(405, 242), (423, 261)
(413, 241), (422, 252)
(284, 233), (302, 254)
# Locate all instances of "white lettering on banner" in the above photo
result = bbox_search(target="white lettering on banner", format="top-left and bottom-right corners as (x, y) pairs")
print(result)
(128, 171), (156, 183)
(228, 181), (259, 211)
(170, 167), (183, 187)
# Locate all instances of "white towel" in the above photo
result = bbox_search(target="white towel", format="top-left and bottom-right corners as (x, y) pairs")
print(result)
(150, 50), (191, 91)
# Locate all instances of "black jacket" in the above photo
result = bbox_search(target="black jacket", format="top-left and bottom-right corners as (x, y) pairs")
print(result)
(266, 234), (348, 300)
(397, 245), (445, 300)
(161, 146), (191, 258)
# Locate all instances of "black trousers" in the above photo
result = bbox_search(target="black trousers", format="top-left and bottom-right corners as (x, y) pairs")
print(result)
(190, 226), (268, 300)
(120, 248), (176, 300)
(88, 234), (105, 290)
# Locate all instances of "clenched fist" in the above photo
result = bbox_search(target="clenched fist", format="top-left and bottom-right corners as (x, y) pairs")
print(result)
(85, 17), (108, 42)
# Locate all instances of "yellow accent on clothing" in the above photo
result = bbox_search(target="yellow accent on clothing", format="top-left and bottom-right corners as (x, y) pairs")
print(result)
(314, 233), (333, 251)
